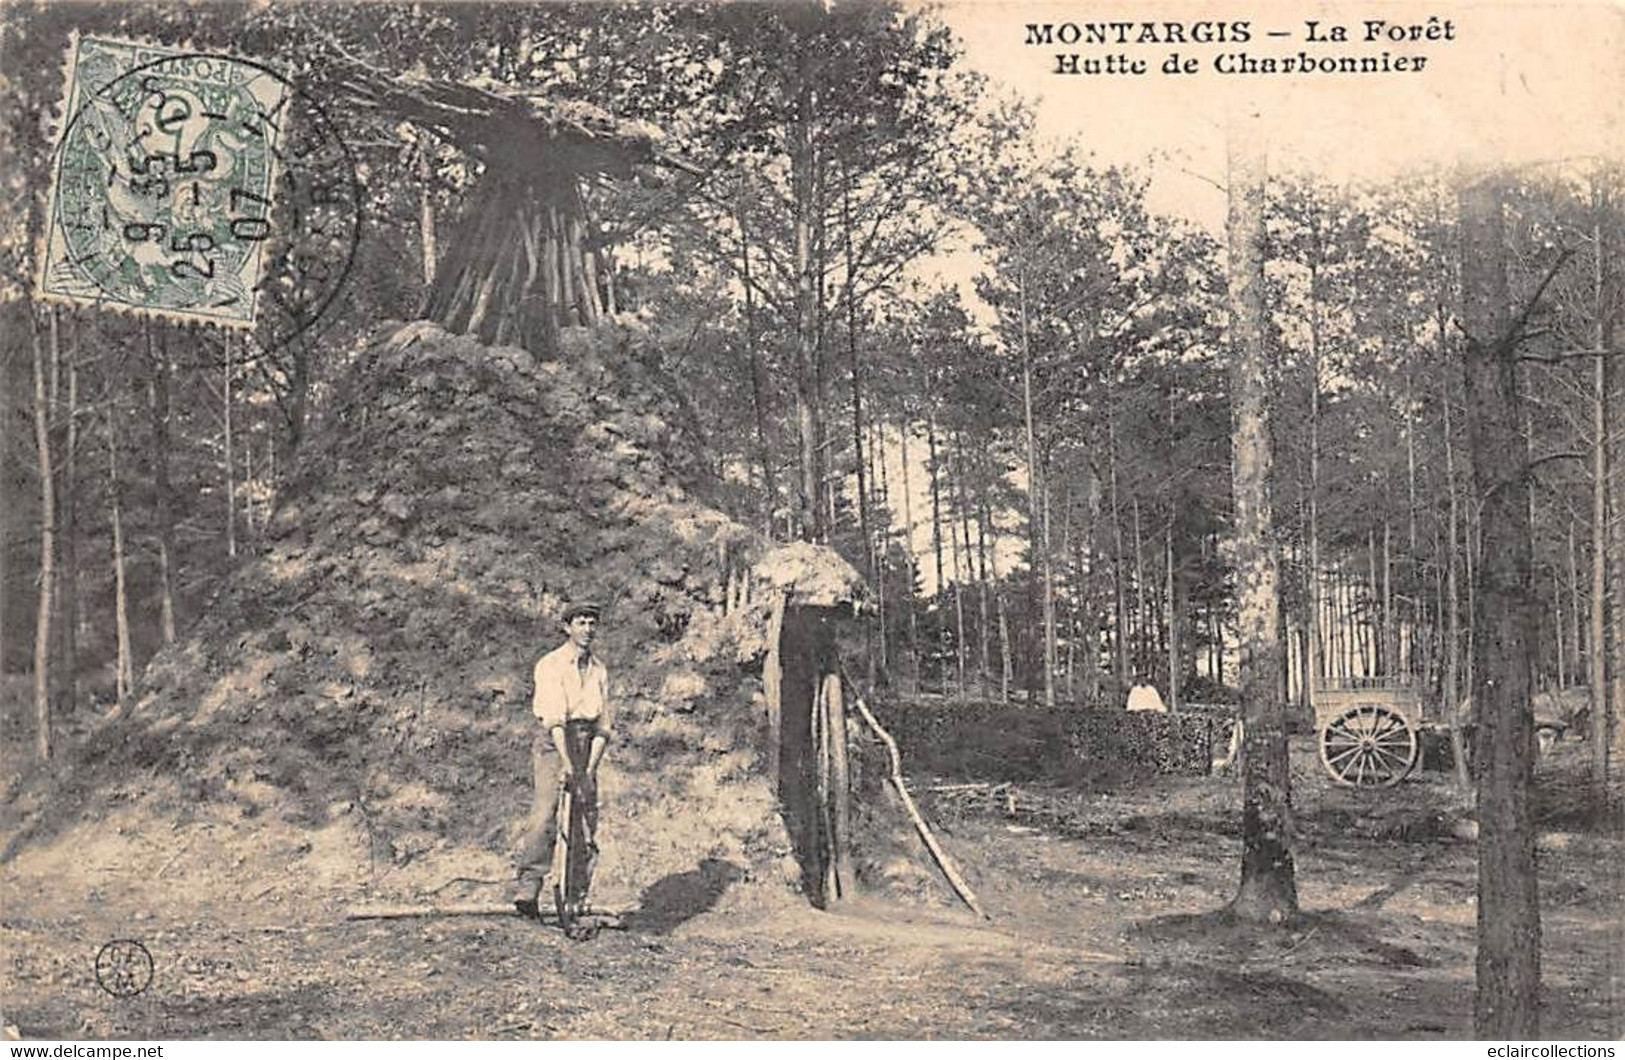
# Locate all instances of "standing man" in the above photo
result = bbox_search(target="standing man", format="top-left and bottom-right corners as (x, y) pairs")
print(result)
(514, 602), (614, 919)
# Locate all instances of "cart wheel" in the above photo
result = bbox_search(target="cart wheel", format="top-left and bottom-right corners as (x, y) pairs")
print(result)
(1319, 704), (1418, 788)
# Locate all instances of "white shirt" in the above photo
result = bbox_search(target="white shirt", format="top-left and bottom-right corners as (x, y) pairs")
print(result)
(532, 640), (613, 736)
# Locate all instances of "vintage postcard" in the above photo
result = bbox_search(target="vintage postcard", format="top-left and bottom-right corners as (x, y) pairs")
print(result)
(0, 0), (1620, 1046)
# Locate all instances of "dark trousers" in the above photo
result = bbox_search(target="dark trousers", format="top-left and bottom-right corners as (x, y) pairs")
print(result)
(514, 721), (597, 899)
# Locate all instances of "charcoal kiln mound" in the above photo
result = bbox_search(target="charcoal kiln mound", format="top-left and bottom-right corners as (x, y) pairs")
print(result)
(2, 321), (819, 919)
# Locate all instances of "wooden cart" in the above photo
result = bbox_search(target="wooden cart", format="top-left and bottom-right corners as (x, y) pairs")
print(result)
(1313, 675), (1424, 788)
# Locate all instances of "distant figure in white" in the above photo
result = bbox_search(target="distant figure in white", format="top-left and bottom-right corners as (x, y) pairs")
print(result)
(1125, 683), (1167, 713)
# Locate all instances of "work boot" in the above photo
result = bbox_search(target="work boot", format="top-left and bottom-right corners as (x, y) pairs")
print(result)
(513, 883), (541, 920)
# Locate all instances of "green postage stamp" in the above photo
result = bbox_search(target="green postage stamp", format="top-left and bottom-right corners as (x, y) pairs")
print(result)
(36, 35), (288, 327)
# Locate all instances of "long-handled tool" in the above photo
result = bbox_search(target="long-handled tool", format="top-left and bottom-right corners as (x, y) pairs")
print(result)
(550, 771), (598, 939)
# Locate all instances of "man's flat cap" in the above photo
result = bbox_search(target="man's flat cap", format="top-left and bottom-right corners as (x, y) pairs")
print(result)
(562, 602), (602, 623)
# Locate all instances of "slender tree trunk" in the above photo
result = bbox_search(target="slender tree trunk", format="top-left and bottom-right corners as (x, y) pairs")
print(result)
(1306, 275), (1323, 710)
(59, 343), (79, 716)
(1554, 566), (1567, 690)
(1588, 199), (1610, 796)
(1405, 357), (1419, 677)
(243, 417), (258, 539)
(1367, 529), (1379, 675)
(601, 247), (618, 317)
(975, 454), (993, 698)
(791, 70), (822, 543)
(1382, 522), (1393, 674)
(841, 183), (877, 683)
(419, 146), (438, 288)
(1059, 478), (1076, 702)
(1166, 519), (1180, 709)
(997, 581), (1012, 705)
(979, 466), (1012, 704)
(873, 437), (888, 677)
(871, 420), (889, 673)
(109, 389), (134, 703)
(949, 440), (969, 699)
(926, 407), (945, 604)
(145, 323), (177, 645)
(224, 333), (237, 559)
(1017, 265), (1056, 708)
(843, 183), (872, 586)
(736, 187), (776, 533)
(1467, 500), (1479, 696)
(1108, 411), (1129, 689)
(1040, 454), (1058, 706)
(1226, 119), (1297, 923)
(1082, 466), (1102, 702)
(30, 311), (57, 759)
(1566, 522), (1581, 687)
(1443, 311), (1471, 790)
(1132, 496), (1145, 683)
(898, 419), (922, 694)
(1611, 304), (1625, 761)
(1459, 174), (1541, 1039)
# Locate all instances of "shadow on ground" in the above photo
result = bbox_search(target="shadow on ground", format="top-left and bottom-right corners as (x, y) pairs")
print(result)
(623, 857), (743, 934)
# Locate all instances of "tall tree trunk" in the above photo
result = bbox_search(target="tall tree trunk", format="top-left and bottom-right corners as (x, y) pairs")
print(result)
(926, 407), (945, 605)
(59, 343), (79, 716)
(1366, 529), (1379, 675)
(1082, 466), (1103, 702)
(1226, 119), (1297, 923)
(1587, 194), (1611, 797)
(842, 182), (876, 683)
(1467, 498), (1479, 697)
(1554, 566), (1567, 690)
(791, 71), (822, 542)
(1382, 522), (1393, 674)
(1443, 309), (1471, 790)
(145, 323), (177, 645)
(1459, 174), (1541, 1039)
(243, 418), (258, 540)
(974, 452), (993, 698)
(843, 183), (872, 585)
(1405, 357), (1419, 677)
(600, 247), (618, 317)
(871, 419), (889, 673)
(1306, 273), (1323, 710)
(109, 380), (134, 703)
(898, 419), (922, 694)
(1611, 301), (1625, 761)
(736, 186), (776, 533)
(224, 333), (237, 559)
(949, 440), (969, 699)
(1166, 519), (1180, 709)
(30, 311), (57, 759)
(1020, 269), (1059, 708)
(1132, 496), (1146, 683)
(1108, 410), (1129, 689)
(1017, 265), (1057, 708)
(1059, 478), (1076, 701)
(418, 146), (438, 287)
(1040, 455), (1059, 706)
(979, 466), (1012, 704)
(1567, 521), (1581, 688)
(872, 432), (888, 678)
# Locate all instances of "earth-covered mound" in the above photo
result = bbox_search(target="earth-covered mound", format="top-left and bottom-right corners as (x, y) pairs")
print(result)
(3, 321), (811, 916)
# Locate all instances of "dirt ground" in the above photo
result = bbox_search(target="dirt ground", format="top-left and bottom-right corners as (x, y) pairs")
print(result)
(3, 735), (1620, 1040)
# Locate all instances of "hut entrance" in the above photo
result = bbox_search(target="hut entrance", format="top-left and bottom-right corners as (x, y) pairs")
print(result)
(767, 603), (854, 908)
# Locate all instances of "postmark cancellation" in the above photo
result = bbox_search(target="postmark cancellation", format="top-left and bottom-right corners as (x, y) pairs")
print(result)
(36, 35), (288, 328)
